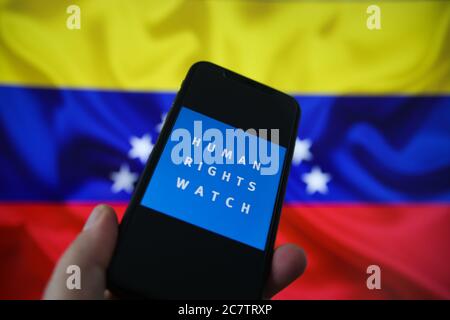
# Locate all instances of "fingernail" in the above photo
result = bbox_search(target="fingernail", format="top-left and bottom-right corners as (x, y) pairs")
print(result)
(83, 205), (106, 230)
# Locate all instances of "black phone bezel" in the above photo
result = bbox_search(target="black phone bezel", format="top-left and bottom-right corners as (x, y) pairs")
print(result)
(107, 61), (301, 299)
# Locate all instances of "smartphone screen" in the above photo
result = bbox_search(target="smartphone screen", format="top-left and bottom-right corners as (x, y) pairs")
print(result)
(107, 62), (300, 299)
(141, 106), (286, 251)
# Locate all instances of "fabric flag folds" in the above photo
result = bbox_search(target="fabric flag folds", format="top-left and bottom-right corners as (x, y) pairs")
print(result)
(0, 0), (449, 299)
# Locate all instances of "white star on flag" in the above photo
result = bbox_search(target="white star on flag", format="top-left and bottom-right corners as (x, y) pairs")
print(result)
(110, 164), (138, 194)
(156, 112), (167, 132)
(128, 134), (153, 164)
(292, 138), (312, 165)
(302, 166), (331, 194)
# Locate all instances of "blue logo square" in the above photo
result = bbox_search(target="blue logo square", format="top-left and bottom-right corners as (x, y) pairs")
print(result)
(141, 107), (286, 250)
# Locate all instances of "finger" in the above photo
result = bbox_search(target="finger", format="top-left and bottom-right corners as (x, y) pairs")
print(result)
(263, 243), (307, 299)
(43, 205), (118, 299)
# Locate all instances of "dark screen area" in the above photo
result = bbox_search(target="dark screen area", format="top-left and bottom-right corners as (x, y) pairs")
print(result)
(107, 62), (300, 299)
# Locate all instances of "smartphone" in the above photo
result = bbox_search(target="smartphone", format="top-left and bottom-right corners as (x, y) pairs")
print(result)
(107, 61), (300, 299)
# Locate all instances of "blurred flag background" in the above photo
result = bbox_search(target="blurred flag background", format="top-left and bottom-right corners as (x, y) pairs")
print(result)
(0, 0), (449, 299)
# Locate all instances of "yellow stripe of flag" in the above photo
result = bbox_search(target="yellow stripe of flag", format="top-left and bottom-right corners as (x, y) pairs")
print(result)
(1, 0), (449, 93)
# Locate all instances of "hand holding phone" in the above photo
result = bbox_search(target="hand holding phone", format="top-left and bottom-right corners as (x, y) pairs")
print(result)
(107, 62), (302, 299)
(44, 204), (306, 299)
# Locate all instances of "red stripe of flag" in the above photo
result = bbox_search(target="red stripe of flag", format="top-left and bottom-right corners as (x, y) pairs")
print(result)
(0, 203), (449, 299)
(275, 204), (450, 299)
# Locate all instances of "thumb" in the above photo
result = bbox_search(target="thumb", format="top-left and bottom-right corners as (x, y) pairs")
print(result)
(44, 205), (118, 299)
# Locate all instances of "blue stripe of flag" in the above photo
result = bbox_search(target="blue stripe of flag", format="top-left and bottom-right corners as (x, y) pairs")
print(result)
(0, 85), (449, 203)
